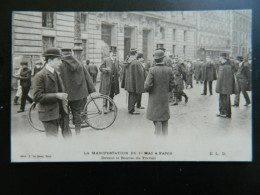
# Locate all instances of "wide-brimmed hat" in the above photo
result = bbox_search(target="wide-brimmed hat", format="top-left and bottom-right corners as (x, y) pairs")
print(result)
(153, 50), (165, 60)
(43, 48), (62, 57)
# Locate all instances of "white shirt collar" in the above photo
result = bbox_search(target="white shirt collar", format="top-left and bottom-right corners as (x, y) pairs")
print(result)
(45, 64), (55, 74)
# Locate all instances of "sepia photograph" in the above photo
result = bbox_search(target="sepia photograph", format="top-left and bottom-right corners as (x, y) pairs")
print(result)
(11, 10), (252, 162)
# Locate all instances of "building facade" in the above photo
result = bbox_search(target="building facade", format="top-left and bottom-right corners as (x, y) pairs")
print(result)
(12, 10), (251, 87)
(196, 10), (232, 60)
(12, 11), (197, 68)
(231, 10), (252, 58)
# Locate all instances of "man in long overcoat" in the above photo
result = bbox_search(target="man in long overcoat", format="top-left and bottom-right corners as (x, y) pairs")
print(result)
(145, 49), (175, 136)
(199, 56), (217, 95)
(121, 48), (145, 115)
(33, 48), (72, 137)
(193, 59), (202, 84)
(232, 56), (251, 107)
(215, 53), (238, 118)
(99, 49), (120, 113)
(59, 49), (96, 134)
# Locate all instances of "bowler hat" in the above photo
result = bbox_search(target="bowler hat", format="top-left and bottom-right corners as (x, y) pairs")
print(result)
(236, 56), (243, 61)
(43, 48), (62, 57)
(153, 50), (165, 60)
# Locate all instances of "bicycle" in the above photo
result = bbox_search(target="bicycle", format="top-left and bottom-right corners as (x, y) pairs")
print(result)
(28, 94), (117, 131)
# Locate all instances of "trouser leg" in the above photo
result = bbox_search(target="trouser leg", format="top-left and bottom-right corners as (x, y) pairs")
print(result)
(219, 94), (231, 117)
(128, 92), (137, 113)
(242, 91), (250, 104)
(69, 100), (83, 134)
(219, 94), (225, 115)
(209, 81), (213, 95)
(225, 94), (231, 117)
(93, 74), (97, 85)
(203, 81), (207, 94)
(42, 120), (59, 137)
(20, 87), (29, 111)
(137, 93), (142, 108)
(109, 83), (115, 109)
(234, 91), (240, 106)
(60, 113), (72, 137)
(154, 121), (162, 135)
(162, 120), (168, 136)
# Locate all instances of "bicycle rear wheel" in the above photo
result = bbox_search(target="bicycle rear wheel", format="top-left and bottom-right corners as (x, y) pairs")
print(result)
(27, 102), (45, 132)
(83, 95), (117, 130)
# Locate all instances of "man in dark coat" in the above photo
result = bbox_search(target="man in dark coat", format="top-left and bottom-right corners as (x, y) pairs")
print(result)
(99, 49), (120, 113)
(33, 48), (72, 137)
(136, 53), (146, 109)
(59, 49), (96, 134)
(145, 49), (175, 136)
(215, 53), (238, 118)
(14, 61), (33, 113)
(199, 56), (217, 95)
(122, 48), (145, 115)
(232, 56), (251, 107)
(87, 61), (98, 85)
(185, 60), (194, 88)
(171, 58), (188, 106)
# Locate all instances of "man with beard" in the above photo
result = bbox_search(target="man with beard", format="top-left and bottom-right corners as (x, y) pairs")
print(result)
(99, 48), (121, 113)
(215, 53), (238, 118)
(122, 48), (145, 115)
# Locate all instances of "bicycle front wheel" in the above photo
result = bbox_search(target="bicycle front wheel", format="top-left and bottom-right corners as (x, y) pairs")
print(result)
(27, 102), (45, 132)
(83, 95), (117, 130)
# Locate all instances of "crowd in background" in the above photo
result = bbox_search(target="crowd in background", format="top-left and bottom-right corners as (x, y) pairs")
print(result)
(12, 47), (252, 137)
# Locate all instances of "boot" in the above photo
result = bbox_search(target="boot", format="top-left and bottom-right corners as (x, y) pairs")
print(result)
(184, 95), (188, 104)
(171, 97), (178, 106)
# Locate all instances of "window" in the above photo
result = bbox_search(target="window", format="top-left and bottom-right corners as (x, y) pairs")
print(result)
(81, 14), (87, 31)
(183, 45), (186, 56)
(173, 29), (176, 41)
(42, 12), (54, 28)
(172, 45), (176, 55)
(184, 30), (187, 42)
(82, 39), (87, 60)
(160, 27), (165, 39)
(42, 36), (55, 52)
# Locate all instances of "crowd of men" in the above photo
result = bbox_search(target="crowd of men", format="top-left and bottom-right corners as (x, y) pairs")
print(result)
(12, 46), (251, 137)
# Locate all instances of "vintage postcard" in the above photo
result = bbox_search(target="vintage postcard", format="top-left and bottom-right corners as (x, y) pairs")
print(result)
(11, 10), (252, 162)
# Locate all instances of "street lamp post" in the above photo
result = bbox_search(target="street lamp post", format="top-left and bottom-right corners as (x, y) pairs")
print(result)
(73, 12), (83, 62)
